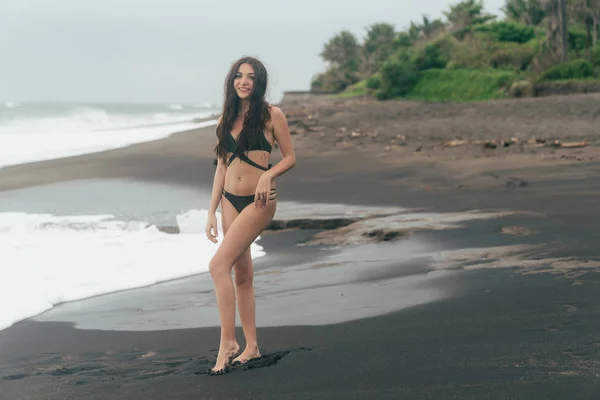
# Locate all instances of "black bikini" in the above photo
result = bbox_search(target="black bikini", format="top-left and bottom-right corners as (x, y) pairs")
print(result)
(221, 130), (277, 213)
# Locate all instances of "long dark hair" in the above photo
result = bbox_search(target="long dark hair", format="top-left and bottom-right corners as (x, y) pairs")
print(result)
(215, 56), (271, 162)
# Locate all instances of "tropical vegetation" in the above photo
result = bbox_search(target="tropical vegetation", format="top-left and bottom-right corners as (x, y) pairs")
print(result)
(311, 0), (600, 101)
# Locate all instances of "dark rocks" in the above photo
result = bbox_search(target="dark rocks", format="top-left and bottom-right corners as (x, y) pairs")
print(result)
(362, 229), (406, 242)
(267, 218), (358, 231)
(505, 177), (528, 190)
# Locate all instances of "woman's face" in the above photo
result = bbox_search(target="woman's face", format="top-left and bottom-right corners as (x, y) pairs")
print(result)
(234, 63), (255, 99)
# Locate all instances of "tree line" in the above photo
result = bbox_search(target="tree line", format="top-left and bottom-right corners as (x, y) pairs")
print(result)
(311, 0), (600, 100)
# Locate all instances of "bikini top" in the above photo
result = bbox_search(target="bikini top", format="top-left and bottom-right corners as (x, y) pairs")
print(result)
(225, 131), (272, 171)
(226, 131), (272, 154)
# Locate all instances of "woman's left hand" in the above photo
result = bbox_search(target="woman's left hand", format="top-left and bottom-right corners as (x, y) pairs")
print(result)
(254, 172), (272, 208)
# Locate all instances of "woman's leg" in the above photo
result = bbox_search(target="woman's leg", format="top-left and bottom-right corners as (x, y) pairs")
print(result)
(208, 196), (240, 372)
(208, 198), (276, 373)
(232, 248), (261, 363)
(232, 191), (278, 363)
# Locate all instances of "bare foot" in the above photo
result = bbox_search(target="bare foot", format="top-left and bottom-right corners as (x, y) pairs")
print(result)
(208, 342), (240, 375)
(232, 345), (261, 365)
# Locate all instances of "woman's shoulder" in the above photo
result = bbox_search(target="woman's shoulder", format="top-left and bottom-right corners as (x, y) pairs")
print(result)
(267, 104), (285, 120)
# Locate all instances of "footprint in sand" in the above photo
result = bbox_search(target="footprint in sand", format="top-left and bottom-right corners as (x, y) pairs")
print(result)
(196, 347), (311, 375)
(561, 348), (589, 358)
(564, 304), (578, 312)
(2, 373), (29, 380)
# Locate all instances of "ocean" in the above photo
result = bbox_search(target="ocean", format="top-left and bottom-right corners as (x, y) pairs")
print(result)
(0, 101), (219, 168)
(0, 101), (265, 332)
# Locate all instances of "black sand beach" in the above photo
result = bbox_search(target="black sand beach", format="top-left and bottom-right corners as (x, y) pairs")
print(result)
(1, 94), (600, 399)
(2, 268), (600, 399)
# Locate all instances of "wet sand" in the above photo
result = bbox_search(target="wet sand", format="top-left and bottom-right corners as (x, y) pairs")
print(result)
(2, 269), (600, 399)
(1, 94), (600, 399)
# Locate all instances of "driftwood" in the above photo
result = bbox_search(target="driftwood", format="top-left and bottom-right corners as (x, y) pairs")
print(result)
(442, 140), (467, 148)
(501, 226), (536, 236)
(550, 140), (589, 149)
(527, 138), (547, 144)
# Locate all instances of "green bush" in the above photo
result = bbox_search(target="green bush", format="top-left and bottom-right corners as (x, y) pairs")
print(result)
(590, 46), (600, 66)
(431, 35), (460, 57)
(450, 40), (491, 69)
(489, 42), (535, 71)
(310, 73), (325, 91)
(413, 43), (448, 71)
(539, 59), (595, 81)
(473, 21), (535, 44)
(508, 80), (533, 97)
(408, 68), (516, 101)
(310, 67), (360, 92)
(534, 79), (600, 96)
(568, 28), (588, 53)
(366, 74), (382, 90)
(338, 73), (382, 97)
(336, 80), (369, 98)
(394, 32), (413, 48)
(377, 56), (420, 99)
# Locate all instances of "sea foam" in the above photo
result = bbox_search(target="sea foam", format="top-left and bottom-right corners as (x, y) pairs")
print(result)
(0, 209), (265, 332)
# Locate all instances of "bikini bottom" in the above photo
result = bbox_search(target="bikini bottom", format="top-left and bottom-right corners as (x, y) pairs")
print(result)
(222, 188), (277, 213)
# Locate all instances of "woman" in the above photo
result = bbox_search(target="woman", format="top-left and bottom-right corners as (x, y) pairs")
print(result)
(204, 56), (296, 375)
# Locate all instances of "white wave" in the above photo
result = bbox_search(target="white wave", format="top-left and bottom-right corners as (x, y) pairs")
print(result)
(194, 102), (214, 108)
(0, 102), (220, 168)
(0, 118), (217, 169)
(0, 106), (210, 135)
(3, 101), (20, 108)
(0, 209), (265, 332)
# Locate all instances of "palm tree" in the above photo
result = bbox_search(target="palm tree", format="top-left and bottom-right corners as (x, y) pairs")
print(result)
(503, 0), (547, 25)
(362, 23), (397, 74)
(569, 0), (600, 48)
(421, 15), (446, 39)
(541, 0), (568, 62)
(444, 0), (495, 30)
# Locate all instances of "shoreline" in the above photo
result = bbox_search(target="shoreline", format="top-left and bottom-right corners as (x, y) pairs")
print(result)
(30, 226), (453, 332)
(0, 122), (220, 193)
(2, 94), (600, 399)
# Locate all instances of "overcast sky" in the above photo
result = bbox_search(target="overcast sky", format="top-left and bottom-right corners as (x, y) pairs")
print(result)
(0, 0), (506, 105)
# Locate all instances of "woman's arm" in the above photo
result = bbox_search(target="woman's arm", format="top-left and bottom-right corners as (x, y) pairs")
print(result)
(208, 116), (226, 215)
(266, 106), (296, 180)
(208, 154), (226, 215)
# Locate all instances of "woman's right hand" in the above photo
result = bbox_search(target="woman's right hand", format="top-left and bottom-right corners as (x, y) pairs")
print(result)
(205, 213), (219, 243)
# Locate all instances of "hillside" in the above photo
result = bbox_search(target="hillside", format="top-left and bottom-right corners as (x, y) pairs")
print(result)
(311, 0), (600, 101)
